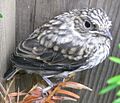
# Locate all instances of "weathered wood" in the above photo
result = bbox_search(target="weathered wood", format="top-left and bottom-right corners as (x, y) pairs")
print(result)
(15, 0), (37, 90)
(15, 0), (120, 103)
(16, 0), (36, 44)
(34, 0), (89, 28)
(0, 0), (15, 80)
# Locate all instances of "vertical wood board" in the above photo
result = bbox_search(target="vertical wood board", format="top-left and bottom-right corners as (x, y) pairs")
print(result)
(0, 0), (15, 80)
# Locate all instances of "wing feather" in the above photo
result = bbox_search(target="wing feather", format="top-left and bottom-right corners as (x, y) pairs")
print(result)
(12, 13), (88, 71)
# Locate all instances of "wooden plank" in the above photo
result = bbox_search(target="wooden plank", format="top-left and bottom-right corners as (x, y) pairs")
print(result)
(16, 0), (36, 44)
(0, 0), (15, 81)
(35, 0), (89, 28)
(15, 0), (36, 90)
(15, 0), (120, 103)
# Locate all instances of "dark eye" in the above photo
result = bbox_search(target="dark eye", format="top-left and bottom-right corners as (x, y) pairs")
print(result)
(84, 21), (91, 28)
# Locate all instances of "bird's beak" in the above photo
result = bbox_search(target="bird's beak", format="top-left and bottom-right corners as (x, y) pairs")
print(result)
(102, 29), (112, 40)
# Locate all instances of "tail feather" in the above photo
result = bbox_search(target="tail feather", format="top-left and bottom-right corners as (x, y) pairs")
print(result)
(4, 67), (20, 80)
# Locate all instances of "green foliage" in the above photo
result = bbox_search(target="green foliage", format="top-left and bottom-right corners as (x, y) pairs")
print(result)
(0, 13), (3, 18)
(99, 84), (118, 94)
(100, 43), (120, 103)
(113, 98), (120, 103)
(107, 75), (120, 84)
(109, 57), (120, 64)
(116, 90), (120, 96)
(118, 44), (120, 49)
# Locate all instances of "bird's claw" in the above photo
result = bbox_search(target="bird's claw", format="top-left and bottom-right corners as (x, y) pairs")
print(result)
(63, 72), (76, 82)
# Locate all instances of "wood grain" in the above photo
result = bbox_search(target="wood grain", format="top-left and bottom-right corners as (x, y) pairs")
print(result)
(15, 0), (36, 90)
(10, 0), (120, 102)
(0, 0), (15, 80)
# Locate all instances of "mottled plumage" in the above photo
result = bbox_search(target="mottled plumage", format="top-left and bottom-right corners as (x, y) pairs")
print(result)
(4, 8), (112, 81)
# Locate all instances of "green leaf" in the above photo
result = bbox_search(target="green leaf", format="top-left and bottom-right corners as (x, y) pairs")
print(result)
(107, 75), (120, 84)
(99, 84), (118, 94)
(117, 90), (120, 96)
(109, 57), (120, 64)
(113, 98), (120, 103)
(0, 13), (3, 18)
(116, 80), (120, 86)
(118, 44), (120, 49)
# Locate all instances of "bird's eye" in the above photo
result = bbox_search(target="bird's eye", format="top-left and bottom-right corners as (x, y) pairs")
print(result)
(84, 21), (91, 28)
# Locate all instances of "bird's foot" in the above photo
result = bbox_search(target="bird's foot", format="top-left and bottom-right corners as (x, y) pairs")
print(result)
(42, 73), (92, 103)
(44, 84), (61, 103)
(43, 76), (56, 87)
(63, 72), (76, 82)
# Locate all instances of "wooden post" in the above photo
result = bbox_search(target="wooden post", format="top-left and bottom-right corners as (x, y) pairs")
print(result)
(0, 0), (15, 80)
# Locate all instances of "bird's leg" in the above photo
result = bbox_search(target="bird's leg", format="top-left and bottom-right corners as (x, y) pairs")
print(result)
(43, 81), (64, 102)
(41, 76), (56, 98)
(41, 76), (60, 102)
(42, 73), (69, 102)
(42, 86), (53, 96)
(43, 76), (54, 87)
(42, 72), (76, 102)
(43, 72), (76, 87)
(65, 72), (76, 81)
(62, 72), (76, 82)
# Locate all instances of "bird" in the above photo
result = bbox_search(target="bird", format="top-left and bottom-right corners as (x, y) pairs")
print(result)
(4, 8), (112, 88)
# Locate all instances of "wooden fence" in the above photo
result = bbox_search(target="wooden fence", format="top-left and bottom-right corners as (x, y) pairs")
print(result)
(0, 0), (15, 80)
(0, 0), (120, 103)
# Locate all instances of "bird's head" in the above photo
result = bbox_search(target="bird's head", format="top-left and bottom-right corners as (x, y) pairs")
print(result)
(74, 8), (112, 40)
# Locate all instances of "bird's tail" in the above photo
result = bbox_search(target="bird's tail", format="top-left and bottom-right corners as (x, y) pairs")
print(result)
(4, 67), (20, 81)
